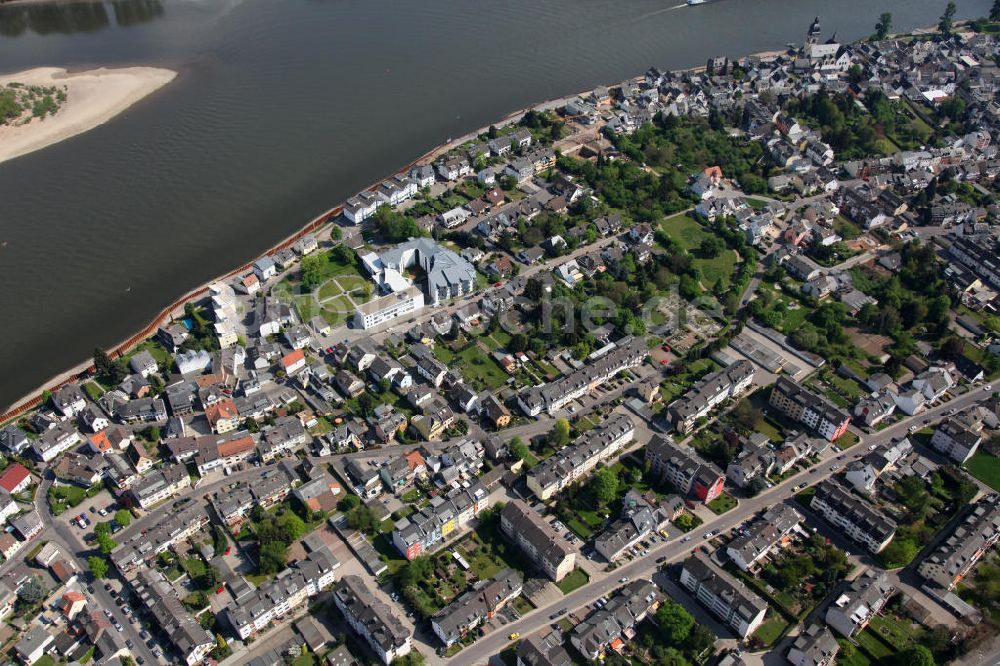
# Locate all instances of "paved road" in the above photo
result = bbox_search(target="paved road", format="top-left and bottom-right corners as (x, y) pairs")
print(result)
(451, 385), (994, 665)
(36, 476), (158, 665)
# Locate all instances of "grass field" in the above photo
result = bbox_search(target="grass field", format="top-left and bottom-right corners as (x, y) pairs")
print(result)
(457, 344), (508, 389)
(966, 451), (1000, 491)
(707, 493), (737, 515)
(660, 212), (739, 288)
(752, 617), (789, 647)
(318, 281), (343, 300)
(558, 568), (590, 594)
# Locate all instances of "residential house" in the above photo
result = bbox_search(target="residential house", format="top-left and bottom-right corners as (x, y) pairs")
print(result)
(500, 500), (576, 582)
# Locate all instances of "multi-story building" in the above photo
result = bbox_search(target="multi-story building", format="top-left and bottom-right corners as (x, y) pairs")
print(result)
(132, 569), (214, 666)
(768, 377), (851, 442)
(667, 360), (755, 433)
(570, 580), (662, 660)
(333, 576), (412, 665)
(526, 414), (635, 500)
(810, 480), (896, 554)
(222, 546), (340, 639)
(918, 493), (1000, 592)
(500, 500), (576, 582)
(361, 238), (477, 307)
(824, 569), (892, 637)
(517, 338), (646, 417)
(110, 502), (209, 574)
(726, 503), (803, 572)
(645, 435), (725, 503)
(679, 553), (768, 639)
(354, 286), (425, 330)
(929, 417), (984, 464)
(129, 464), (192, 509)
(430, 569), (523, 646)
(594, 490), (672, 562)
(32, 422), (81, 463)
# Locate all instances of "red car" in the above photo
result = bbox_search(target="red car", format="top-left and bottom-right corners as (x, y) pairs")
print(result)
(216, 586), (225, 594)
(224, 547), (232, 556)
(661, 344), (671, 352)
(660, 360), (669, 365)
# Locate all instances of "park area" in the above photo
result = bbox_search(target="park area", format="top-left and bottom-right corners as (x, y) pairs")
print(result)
(660, 212), (740, 290)
(272, 245), (372, 327)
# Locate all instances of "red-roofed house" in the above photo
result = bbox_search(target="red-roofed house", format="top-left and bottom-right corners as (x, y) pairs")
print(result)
(205, 398), (240, 434)
(281, 349), (306, 375)
(61, 591), (86, 619)
(0, 464), (32, 495)
(87, 431), (112, 454)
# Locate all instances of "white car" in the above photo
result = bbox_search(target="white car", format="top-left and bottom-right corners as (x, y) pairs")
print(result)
(984, 385), (993, 392)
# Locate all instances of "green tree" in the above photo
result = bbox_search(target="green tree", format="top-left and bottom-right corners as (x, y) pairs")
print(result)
(938, 1), (956, 35)
(656, 600), (695, 644)
(895, 645), (935, 666)
(550, 418), (571, 449)
(114, 509), (132, 528)
(683, 623), (716, 655)
(699, 237), (724, 259)
(511, 438), (532, 463)
(591, 468), (619, 507)
(17, 577), (45, 607)
(874, 12), (892, 39)
(97, 533), (117, 555)
(88, 556), (108, 579)
(346, 505), (377, 533)
(991, 0), (1000, 21)
(259, 541), (288, 574)
(391, 652), (427, 666)
(337, 494), (361, 512)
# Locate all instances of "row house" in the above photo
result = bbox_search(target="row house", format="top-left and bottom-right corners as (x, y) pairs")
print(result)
(258, 416), (308, 462)
(517, 337), (647, 416)
(824, 569), (893, 638)
(570, 580), (662, 660)
(666, 360), (755, 434)
(222, 546), (340, 639)
(131, 569), (215, 666)
(430, 569), (523, 646)
(810, 480), (896, 554)
(726, 504), (803, 572)
(918, 493), (1000, 592)
(110, 502), (210, 574)
(391, 484), (491, 560)
(526, 414), (635, 500)
(212, 464), (297, 532)
(129, 464), (191, 510)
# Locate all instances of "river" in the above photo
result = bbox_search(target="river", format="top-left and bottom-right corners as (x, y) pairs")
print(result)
(0, 0), (991, 409)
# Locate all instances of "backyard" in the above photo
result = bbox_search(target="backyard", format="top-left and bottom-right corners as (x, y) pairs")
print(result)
(965, 451), (1000, 492)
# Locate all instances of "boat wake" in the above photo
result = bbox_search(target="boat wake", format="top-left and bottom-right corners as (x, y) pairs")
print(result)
(634, 3), (690, 21)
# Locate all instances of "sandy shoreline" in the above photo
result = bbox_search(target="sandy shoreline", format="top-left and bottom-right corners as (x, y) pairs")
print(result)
(0, 66), (176, 165)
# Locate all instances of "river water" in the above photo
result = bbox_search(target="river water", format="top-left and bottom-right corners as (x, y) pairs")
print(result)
(0, 0), (991, 408)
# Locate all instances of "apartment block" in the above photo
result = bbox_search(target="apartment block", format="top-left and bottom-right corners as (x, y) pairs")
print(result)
(768, 377), (850, 442)
(918, 493), (1000, 592)
(824, 569), (892, 637)
(810, 480), (896, 554)
(500, 500), (576, 582)
(679, 553), (767, 639)
(645, 435), (725, 503)
(333, 576), (412, 665)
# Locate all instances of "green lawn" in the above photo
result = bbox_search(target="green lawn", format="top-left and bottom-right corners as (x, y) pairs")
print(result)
(855, 629), (895, 660)
(659, 212), (739, 288)
(707, 493), (737, 515)
(558, 568), (590, 594)
(752, 617), (790, 647)
(661, 212), (710, 251)
(82, 381), (104, 402)
(317, 281), (343, 300)
(457, 344), (508, 389)
(966, 452), (1000, 492)
(49, 484), (86, 515)
(837, 639), (873, 666)
(835, 430), (859, 451)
